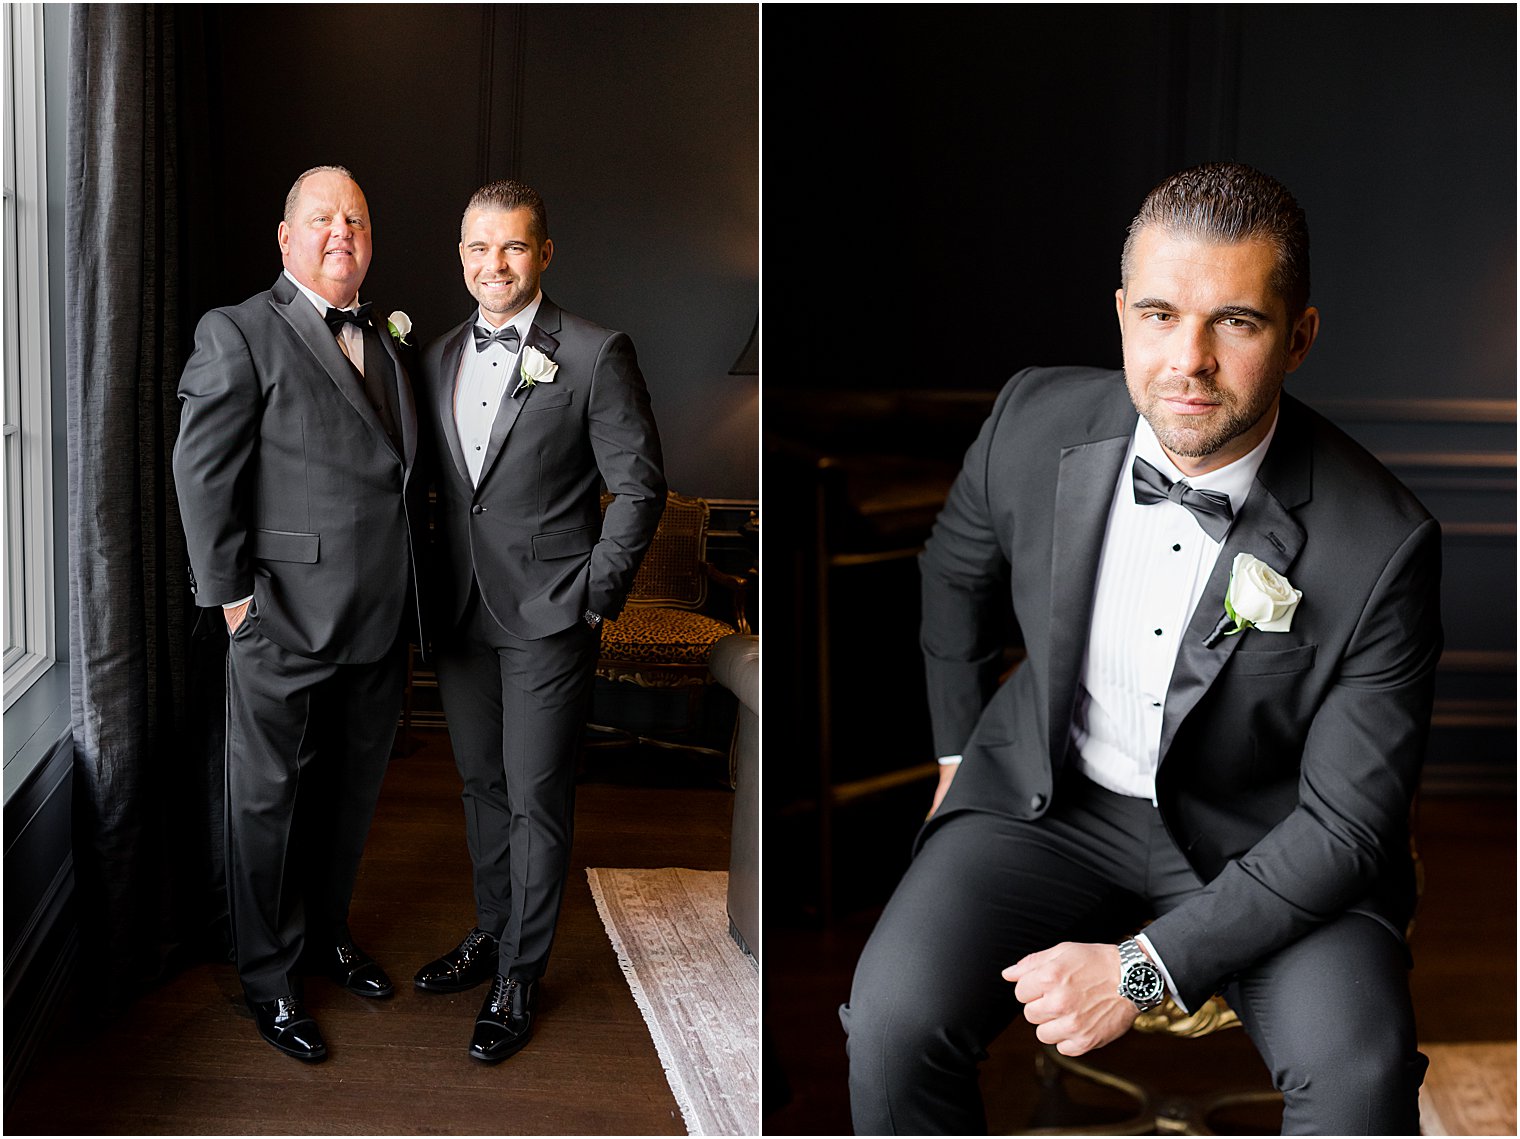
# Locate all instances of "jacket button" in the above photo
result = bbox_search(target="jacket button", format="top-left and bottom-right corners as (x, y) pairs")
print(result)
(471, 504), (485, 515)
(1029, 793), (1047, 811)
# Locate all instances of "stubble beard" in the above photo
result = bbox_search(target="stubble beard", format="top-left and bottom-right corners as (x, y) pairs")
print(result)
(1130, 376), (1279, 460)
(475, 278), (531, 320)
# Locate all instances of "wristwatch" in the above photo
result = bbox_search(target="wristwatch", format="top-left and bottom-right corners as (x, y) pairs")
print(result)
(1117, 938), (1165, 1012)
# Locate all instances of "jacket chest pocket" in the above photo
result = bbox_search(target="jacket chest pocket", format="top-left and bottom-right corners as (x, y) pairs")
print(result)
(524, 390), (572, 412)
(1228, 643), (1316, 677)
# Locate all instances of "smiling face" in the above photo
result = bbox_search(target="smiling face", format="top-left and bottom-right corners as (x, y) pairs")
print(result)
(1116, 226), (1320, 476)
(459, 206), (553, 326)
(277, 170), (371, 307)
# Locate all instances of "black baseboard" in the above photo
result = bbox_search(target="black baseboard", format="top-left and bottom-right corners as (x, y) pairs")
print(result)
(3, 731), (77, 1109)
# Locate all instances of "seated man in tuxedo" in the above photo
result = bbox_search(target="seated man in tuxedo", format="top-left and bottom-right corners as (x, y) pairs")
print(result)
(842, 162), (1441, 1134)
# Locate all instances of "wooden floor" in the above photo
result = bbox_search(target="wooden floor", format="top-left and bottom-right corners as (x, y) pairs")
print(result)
(764, 793), (1517, 1135)
(6, 731), (735, 1136)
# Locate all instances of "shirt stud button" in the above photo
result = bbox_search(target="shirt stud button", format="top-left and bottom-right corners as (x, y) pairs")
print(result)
(1172, 543), (1182, 552)
(1154, 628), (1163, 636)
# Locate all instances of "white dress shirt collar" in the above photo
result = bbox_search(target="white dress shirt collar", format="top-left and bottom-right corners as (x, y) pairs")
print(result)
(474, 291), (544, 339)
(282, 269), (361, 318)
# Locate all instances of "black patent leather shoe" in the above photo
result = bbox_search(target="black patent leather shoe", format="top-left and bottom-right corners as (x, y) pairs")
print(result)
(322, 941), (395, 998)
(414, 927), (499, 993)
(248, 995), (328, 1062)
(468, 976), (535, 1063)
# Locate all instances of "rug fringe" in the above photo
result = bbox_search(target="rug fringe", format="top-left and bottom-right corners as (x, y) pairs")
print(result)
(586, 867), (709, 1136)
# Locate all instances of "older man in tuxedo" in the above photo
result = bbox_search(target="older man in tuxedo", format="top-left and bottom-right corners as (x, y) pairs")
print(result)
(413, 179), (665, 1063)
(174, 165), (423, 1062)
(842, 163), (1441, 1133)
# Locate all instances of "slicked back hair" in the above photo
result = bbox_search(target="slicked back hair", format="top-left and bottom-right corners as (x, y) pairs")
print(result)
(283, 165), (358, 224)
(1121, 163), (1311, 319)
(460, 180), (549, 243)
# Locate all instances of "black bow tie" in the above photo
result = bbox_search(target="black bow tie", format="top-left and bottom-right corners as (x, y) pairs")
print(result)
(1131, 456), (1235, 541)
(473, 324), (522, 353)
(323, 302), (372, 329)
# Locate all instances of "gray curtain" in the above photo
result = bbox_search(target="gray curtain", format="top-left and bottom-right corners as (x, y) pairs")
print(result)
(66, 3), (223, 1007)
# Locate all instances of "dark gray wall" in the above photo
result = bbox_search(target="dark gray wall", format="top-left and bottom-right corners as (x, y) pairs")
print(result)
(766, 4), (1513, 400)
(190, 2), (757, 499)
(763, 1), (1515, 789)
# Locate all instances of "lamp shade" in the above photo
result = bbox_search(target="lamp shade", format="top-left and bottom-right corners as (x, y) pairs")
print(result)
(728, 320), (758, 375)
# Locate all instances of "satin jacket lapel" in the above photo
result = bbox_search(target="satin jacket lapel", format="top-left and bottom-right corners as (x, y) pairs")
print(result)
(476, 299), (564, 487)
(437, 321), (473, 484)
(373, 313), (417, 469)
(269, 277), (392, 444)
(1047, 434), (1132, 766)
(1159, 406), (1312, 766)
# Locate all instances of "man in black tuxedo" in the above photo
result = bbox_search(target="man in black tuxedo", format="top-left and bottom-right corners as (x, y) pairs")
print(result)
(843, 164), (1441, 1133)
(413, 180), (665, 1063)
(174, 165), (423, 1062)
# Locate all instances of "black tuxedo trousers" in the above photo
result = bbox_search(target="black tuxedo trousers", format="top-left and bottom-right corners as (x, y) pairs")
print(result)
(225, 612), (406, 1000)
(433, 586), (600, 981)
(842, 771), (1424, 1135)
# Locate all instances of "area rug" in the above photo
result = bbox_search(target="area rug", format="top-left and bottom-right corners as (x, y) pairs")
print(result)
(587, 867), (759, 1137)
(1419, 1041), (1516, 1136)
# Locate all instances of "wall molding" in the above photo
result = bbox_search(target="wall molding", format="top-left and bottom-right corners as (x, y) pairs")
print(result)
(479, 4), (527, 184)
(1307, 397), (1516, 424)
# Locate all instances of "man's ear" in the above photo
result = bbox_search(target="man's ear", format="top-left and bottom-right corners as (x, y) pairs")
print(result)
(1285, 305), (1320, 374)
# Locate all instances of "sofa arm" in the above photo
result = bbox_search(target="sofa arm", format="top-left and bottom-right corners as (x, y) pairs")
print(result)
(711, 634), (758, 959)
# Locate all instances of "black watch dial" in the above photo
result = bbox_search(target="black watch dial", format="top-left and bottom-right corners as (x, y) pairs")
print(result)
(1122, 963), (1164, 1005)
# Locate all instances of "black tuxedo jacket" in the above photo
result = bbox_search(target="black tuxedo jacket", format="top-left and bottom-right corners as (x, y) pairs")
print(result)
(174, 274), (424, 663)
(919, 366), (1442, 1010)
(418, 296), (665, 640)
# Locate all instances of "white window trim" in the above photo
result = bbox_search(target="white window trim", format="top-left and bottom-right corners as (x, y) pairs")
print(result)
(3, 2), (57, 711)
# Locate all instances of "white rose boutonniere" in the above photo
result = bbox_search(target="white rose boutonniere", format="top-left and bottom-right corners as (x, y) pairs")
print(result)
(386, 311), (413, 347)
(1222, 552), (1302, 636)
(513, 344), (558, 398)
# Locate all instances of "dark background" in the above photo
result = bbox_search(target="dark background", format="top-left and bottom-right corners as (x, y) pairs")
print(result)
(181, 2), (758, 501)
(761, 3), (1515, 1129)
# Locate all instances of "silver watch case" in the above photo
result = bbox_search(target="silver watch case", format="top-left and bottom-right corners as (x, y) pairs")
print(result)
(1117, 938), (1165, 1011)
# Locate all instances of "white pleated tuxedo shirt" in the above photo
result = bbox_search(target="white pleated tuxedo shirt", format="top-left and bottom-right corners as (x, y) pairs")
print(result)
(1072, 411), (1276, 803)
(454, 292), (544, 488)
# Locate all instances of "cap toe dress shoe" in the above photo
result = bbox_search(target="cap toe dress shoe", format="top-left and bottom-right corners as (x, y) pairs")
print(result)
(248, 995), (328, 1062)
(323, 940), (395, 998)
(414, 927), (499, 993)
(468, 976), (535, 1063)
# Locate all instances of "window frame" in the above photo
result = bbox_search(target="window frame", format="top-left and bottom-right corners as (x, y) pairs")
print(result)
(2, 1), (57, 713)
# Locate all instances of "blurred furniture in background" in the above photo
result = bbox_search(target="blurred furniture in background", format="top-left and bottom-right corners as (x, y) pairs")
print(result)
(767, 389), (1008, 921)
(591, 490), (749, 760)
(711, 632), (759, 958)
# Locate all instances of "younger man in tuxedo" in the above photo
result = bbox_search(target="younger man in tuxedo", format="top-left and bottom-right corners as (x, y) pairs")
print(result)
(843, 163), (1441, 1133)
(412, 180), (665, 1063)
(175, 166), (424, 1061)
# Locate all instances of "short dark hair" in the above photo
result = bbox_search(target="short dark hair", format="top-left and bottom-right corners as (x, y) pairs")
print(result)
(1121, 162), (1311, 318)
(460, 180), (549, 243)
(283, 165), (357, 223)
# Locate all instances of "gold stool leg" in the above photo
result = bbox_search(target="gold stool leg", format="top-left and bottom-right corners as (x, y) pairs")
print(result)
(1019, 1044), (1282, 1136)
